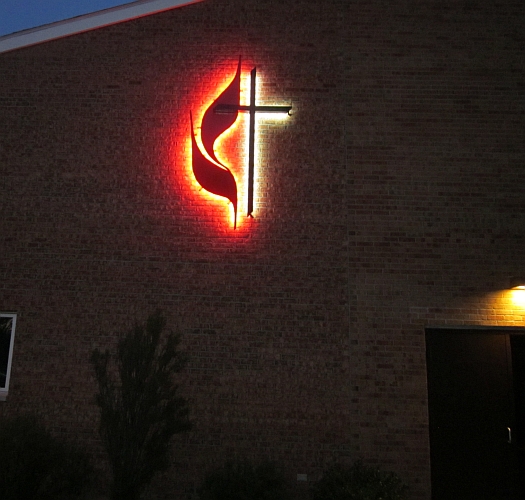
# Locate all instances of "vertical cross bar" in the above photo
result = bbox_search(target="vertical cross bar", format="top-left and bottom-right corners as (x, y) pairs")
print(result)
(212, 63), (291, 223)
(247, 68), (256, 217)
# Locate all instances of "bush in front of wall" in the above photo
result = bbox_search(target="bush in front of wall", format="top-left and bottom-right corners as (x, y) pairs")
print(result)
(91, 310), (192, 500)
(198, 459), (292, 500)
(0, 414), (93, 500)
(311, 461), (409, 500)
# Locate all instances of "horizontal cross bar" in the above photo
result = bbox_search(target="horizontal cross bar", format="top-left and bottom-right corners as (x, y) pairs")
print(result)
(214, 103), (292, 115)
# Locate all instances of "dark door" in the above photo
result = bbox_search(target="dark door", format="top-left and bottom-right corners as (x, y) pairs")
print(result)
(426, 329), (523, 499)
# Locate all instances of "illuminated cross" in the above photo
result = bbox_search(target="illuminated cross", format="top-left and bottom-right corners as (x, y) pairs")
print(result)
(214, 67), (291, 218)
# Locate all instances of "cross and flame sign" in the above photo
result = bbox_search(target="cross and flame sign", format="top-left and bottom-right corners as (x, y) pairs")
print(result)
(190, 57), (292, 228)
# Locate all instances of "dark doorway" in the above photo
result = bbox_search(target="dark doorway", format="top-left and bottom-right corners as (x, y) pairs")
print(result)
(426, 328), (525, 500)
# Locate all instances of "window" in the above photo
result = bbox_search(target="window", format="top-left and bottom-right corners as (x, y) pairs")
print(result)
(0, 313), (17, 401)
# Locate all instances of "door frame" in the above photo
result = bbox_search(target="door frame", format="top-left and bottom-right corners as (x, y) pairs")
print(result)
(425, 325), (525, 500)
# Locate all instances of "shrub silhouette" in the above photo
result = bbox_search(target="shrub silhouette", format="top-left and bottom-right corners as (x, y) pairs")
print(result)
(199, 459), (291, 500)
(91, 310), (191, 500)
(0, 414), (92, 500)
(311, 461), (409, 500)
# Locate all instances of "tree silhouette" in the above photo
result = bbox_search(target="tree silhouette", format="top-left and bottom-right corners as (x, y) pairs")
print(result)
(91, 310), (191, 500)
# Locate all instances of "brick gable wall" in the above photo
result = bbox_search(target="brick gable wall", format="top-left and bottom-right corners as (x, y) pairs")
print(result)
(0, 0), (524, 498)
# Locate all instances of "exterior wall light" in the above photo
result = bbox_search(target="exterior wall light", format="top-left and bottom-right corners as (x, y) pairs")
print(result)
(510, 278), (525, 290)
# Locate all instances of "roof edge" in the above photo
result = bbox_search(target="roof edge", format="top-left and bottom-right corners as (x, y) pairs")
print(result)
(0, 0), (204, 54)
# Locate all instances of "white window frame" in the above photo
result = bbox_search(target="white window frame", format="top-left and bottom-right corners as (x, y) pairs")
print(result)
(0, 313), (17, 401)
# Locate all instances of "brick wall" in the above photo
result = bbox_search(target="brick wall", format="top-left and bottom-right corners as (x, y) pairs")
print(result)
(0, 0), (524, 498)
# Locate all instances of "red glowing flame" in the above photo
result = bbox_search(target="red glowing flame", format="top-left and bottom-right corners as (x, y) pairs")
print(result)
(190, 59), (241, 228)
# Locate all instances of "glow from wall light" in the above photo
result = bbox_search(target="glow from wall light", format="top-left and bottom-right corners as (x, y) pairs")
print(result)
(509, 289), (525, 308)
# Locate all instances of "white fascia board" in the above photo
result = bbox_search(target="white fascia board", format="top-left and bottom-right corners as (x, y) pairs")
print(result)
(0, 0), (204, 54)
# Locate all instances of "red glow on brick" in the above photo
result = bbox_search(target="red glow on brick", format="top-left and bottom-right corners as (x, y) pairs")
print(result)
(177, 60), (251, 231)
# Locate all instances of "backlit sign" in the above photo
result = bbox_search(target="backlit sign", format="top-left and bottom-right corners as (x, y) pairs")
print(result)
(190, 57), (291, 228)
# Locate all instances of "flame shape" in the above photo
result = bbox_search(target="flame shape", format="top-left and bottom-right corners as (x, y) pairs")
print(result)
(190, 58), (241, 228)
